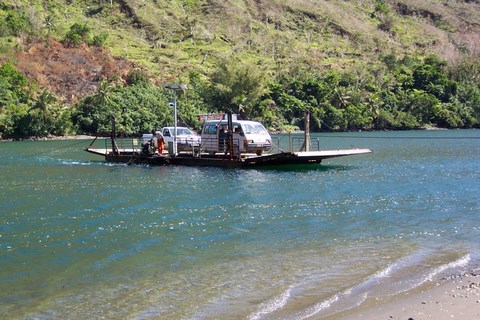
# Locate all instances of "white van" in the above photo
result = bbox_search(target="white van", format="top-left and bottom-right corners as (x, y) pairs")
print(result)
(201, 119), (272, 155)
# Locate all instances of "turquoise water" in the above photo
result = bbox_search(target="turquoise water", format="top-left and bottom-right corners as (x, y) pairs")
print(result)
(1, 130), (479, 319)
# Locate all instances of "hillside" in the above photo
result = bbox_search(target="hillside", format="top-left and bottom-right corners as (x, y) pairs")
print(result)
(1, 0), (480, 138)
(2, 0), (480, 103)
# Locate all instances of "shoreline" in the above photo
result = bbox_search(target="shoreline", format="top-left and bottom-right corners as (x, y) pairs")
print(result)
(0, 135), (99, 142)
(0, 126), (460, 142)
(333, 269), (480, 320)
(4, 127), (480, 142)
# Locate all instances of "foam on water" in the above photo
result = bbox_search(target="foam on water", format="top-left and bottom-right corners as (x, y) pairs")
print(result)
(237, 247), (472, 320)
(268, 251), (473, 320)
(414, 253), (471, 288)
(248, 286), (293, 320)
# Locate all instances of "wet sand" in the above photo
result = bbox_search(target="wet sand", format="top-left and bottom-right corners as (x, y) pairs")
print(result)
(336, 270), (480, 320)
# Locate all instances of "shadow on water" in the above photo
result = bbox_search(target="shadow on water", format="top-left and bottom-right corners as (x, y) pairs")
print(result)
(128, 161), (358, 172)
(74, 158), (359, 173)
(249, 164), (357, 172)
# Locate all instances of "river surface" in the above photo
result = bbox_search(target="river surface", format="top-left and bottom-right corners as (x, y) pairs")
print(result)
(1, 130), (479, 319)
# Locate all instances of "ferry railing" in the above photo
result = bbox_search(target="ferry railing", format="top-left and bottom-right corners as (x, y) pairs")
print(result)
(291, 137), (321, 151)
(198, 137), (241, 159)
(270, 136), (322, 153)
(104, 137), (140, 154)
(170, 138), (205, 157)
(270, 137), (281, 153)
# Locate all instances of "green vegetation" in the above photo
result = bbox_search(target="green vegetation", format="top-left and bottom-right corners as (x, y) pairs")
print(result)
(0, 62), (74, 138)
(1, 0), (480, 139)
(63, 22), (108, 47)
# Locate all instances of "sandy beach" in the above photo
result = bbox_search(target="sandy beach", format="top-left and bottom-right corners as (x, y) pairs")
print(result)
(335, 270), (480, 320)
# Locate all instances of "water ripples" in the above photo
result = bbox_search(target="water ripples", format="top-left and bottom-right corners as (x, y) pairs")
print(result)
(1, 131), (479, 319)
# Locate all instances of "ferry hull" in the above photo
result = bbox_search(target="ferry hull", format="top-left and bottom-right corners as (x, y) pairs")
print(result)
(86, 148), (372, 167)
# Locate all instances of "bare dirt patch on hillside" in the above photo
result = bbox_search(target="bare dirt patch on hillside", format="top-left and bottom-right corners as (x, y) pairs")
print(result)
(16, 40), (135, 105)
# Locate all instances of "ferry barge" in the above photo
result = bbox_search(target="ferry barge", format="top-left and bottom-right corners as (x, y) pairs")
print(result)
(86, 112), (372, 168)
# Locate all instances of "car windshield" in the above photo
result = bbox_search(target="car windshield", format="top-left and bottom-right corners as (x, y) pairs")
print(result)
(243, 123), (268, 135)
(175, 128), (194, 135)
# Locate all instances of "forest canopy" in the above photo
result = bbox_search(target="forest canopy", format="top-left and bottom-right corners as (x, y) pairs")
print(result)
(2, 54), (479, 139)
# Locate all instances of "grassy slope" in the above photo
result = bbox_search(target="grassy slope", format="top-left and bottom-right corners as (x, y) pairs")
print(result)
(3, 0), (480, 91)
(108, 0), (480, 74)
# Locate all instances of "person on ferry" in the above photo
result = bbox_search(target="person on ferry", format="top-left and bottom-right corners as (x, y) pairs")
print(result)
(232, 126), (243, 156)
(219, 127), (227, 152)
(150, 130), (158, 152)
(156, 131), (165, 154)
(141, 130), (157, 155)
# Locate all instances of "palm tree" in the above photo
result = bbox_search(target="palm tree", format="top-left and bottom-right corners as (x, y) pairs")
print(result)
(29, 90), (57, 135)
(43, 14), (56, 46)
(210, 59), (268, 118)
(333, 86), (351, 109)
(94, 80), (114, 107)
(30, 90), (55, 114)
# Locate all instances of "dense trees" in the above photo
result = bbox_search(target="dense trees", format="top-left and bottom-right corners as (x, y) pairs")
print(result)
(1, 53), (480, 139)
(74, 80), (169, 136)
(0, 63), (74, 138)
(205, 60), (269, 119)
(248, 54), (478, 131)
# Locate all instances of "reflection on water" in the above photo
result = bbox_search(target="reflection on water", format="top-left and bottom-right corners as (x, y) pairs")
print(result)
(1, 131), (479, 319)
(251, 164), (354, 172)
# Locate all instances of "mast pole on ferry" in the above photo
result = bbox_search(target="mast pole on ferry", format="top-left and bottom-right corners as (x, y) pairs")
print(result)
(164, 83), (187, 156)
(300, 111), (311, 152)
(226, 111), (234, 159)
(111, 114), (119, 155)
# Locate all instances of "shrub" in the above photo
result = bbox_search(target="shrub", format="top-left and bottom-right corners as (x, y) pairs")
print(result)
(126, 70), (150, 86)
(90, 32), (108, 46)
(64, 23), (91, 47)
(375, 0), (390, 15)
(3, 11), (30, 36)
